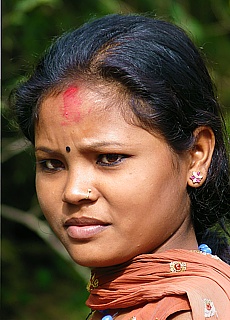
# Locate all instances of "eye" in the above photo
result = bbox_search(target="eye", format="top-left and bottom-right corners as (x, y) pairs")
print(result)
(96, 154), (128, 167)
(37, 159), (65, 172)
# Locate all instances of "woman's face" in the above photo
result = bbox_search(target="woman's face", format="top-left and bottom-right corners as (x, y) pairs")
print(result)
(35, 84), (196, 267)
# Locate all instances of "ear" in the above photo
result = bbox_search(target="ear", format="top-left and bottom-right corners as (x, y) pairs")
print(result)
(187, 126), (215, 188)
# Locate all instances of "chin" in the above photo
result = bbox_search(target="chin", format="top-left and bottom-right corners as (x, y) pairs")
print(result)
(71, 257), (113, 268)
(68, 252), (123, 268)
(65, 243), (134, 268)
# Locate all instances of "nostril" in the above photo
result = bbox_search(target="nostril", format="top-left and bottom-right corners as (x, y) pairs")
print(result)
(62, 187), (95, 204)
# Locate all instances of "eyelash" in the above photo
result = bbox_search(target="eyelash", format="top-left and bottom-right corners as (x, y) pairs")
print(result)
(37, 159), (64, 172)
(36, 154), (129, 171)
(96, 154), (129, 167)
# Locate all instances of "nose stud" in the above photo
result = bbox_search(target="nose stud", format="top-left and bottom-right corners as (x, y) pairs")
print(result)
(85, 189), (91, 200)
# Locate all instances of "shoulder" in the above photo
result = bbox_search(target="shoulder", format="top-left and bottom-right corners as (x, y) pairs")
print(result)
(167, 311), (193, 320)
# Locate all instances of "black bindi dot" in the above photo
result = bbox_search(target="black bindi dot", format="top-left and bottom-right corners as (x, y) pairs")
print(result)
(66, 146), (71, 153)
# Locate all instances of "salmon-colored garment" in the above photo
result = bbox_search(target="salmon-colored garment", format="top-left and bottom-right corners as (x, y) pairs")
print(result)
(86, 249), (230, 319)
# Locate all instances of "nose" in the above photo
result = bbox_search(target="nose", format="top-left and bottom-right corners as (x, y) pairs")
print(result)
(62, 169), (97, 204)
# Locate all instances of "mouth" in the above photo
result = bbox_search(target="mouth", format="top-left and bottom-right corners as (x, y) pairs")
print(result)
(64, 217), (110, 240)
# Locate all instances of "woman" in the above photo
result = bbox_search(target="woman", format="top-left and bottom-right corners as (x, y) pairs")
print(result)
(11, 14), (230, 319)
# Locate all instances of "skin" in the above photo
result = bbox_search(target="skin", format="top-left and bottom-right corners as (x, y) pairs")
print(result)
(35, 84), (199, 268)
(62, 86), (82, 124)
(35, 83), (215, 319)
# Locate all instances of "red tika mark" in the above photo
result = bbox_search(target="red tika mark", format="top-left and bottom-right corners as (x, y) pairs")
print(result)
(62, 86), (82, 125)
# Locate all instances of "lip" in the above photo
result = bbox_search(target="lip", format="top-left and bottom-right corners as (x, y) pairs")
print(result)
(64, 217), (110, 240)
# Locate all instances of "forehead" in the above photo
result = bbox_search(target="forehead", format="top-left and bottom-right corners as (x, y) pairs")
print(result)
(37, 82), (138, 126)
(35, 83), (177, 167)
(36, 85), (150, 147)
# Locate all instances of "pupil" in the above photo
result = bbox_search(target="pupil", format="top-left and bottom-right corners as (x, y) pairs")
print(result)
(107, 154), (118, 162)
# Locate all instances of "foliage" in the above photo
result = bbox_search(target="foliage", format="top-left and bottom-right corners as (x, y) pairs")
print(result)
(2, 0), (230, 319)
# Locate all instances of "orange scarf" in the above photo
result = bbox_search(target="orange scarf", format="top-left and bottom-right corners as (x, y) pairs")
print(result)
(86, 249), (230, 319)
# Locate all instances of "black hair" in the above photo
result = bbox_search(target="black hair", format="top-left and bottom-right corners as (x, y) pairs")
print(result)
(11, 14), (230, 262)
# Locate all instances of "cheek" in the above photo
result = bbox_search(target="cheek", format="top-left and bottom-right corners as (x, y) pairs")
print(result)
(37, 193), (60, 232)
(111, 171), (184, 226)
(36, 178), (57, 218)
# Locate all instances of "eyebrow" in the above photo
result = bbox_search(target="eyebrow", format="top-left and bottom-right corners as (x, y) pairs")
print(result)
(35, 147), (61, 155)
(35, 141), (126, 154)
(83, 141), (125, 148)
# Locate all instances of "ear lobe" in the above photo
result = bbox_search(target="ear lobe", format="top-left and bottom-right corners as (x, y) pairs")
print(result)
(187, 127), (215, 188)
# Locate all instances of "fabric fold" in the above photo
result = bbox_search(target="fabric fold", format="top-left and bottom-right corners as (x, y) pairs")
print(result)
(86, 249), (230, 319)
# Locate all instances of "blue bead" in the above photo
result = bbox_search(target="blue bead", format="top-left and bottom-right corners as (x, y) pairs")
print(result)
(198, 244), (212, 254)
(101, 316), (113, 320)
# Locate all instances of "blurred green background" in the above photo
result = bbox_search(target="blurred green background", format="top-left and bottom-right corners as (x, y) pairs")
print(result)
(2, 0), (230, 319)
